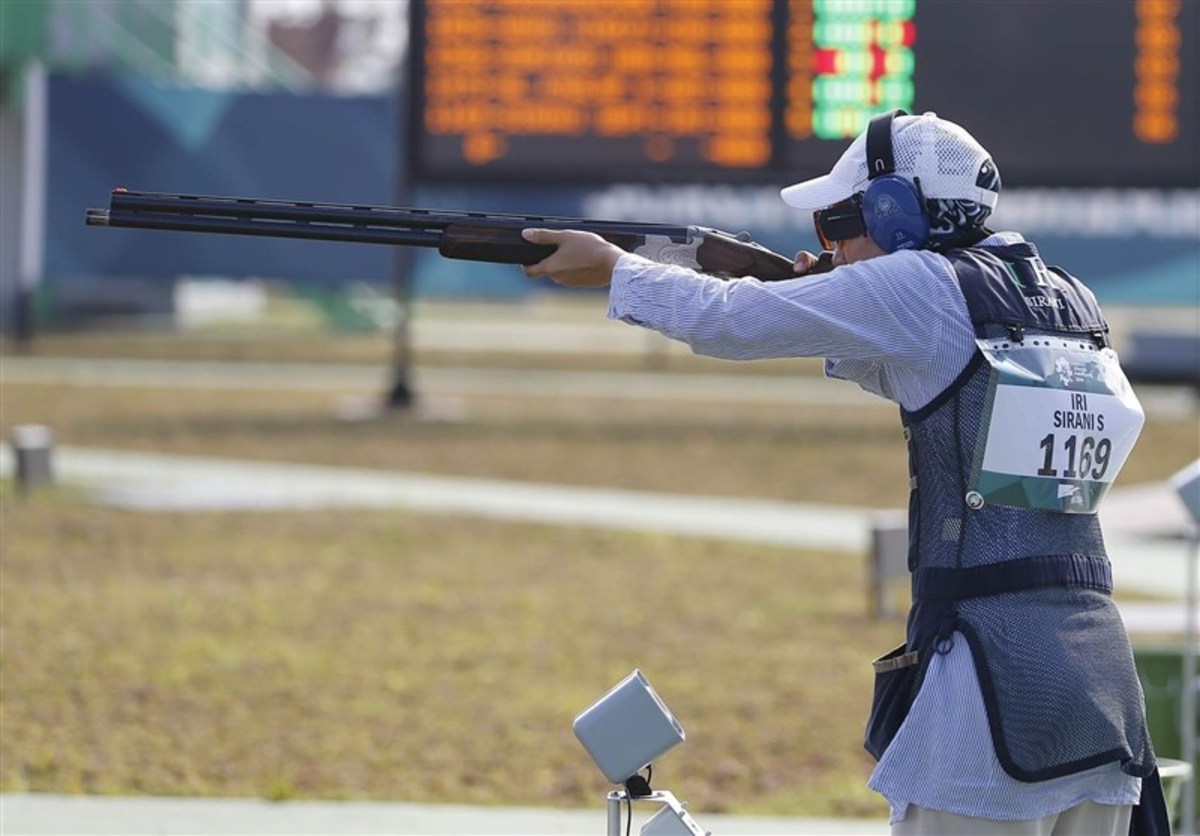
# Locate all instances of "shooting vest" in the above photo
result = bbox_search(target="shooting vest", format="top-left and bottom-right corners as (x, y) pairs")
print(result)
(885, 242), (1155, 782)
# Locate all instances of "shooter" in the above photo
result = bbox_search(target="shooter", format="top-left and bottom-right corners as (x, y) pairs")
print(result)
(522, 110), (1169, 836)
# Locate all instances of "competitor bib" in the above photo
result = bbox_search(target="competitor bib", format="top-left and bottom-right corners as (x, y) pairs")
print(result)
(969, 337), (1144, 514)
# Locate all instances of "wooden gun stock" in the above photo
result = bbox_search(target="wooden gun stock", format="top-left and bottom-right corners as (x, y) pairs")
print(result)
(694, 229), (797, 281)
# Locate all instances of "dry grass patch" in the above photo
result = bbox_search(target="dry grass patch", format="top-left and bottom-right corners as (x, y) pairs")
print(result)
(9, 327), (826, 377)
(2, 489), (893, 816)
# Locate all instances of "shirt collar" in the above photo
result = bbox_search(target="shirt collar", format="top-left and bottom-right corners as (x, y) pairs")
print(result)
(977, 230), (1025, 247)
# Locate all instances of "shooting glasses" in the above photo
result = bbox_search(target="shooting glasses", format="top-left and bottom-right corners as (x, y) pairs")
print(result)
(812, 193), (866, 251)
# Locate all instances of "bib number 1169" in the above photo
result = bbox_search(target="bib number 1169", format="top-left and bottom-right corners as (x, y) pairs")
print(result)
(1037, 433), (1112, 480)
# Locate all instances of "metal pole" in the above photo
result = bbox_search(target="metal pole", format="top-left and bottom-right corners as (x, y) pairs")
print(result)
(17, 61), (47, 347)
(387, 17), (416, 409)
(606, 790), (624, 836)
(1182, 527), (1197, 834)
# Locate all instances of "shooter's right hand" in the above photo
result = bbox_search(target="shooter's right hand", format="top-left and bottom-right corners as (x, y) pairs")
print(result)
(792, 250), (836, 276)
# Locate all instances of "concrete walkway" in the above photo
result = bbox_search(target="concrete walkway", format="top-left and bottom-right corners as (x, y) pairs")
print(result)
(0, 793), (890, 835)
(1, 445), (871, 552)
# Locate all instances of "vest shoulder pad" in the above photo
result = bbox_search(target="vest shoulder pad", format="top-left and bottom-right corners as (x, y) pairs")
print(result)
(945, 243), (1108, 339)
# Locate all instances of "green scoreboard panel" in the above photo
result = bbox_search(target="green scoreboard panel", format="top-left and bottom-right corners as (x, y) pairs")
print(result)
(409, 0), (1196, 187)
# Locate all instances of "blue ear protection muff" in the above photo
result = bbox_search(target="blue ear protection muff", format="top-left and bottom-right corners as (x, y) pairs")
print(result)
(861, 110), (930, 253)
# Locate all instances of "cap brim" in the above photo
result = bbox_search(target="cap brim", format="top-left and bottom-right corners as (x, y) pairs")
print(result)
(780, 174), (855, 211)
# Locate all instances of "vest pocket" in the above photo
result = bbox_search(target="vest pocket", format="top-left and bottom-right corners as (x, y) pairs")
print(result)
(865, 643), (921, 760)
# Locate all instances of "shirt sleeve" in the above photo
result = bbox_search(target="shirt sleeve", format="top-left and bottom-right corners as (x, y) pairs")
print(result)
(607, 249), (969, 373)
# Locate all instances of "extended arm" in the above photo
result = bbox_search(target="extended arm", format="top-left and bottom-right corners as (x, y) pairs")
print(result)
(606, 249), (969, 367)
(520, 229), (831, 288)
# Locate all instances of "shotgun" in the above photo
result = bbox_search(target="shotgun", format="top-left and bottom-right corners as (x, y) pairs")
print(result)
(85, 189), (825, 281)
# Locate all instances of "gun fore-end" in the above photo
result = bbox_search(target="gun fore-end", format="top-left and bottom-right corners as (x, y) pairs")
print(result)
(438, 224), (644, 265)
(438, 224), (555, 264)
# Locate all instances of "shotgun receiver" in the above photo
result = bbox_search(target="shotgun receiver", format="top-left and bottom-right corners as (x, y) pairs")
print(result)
(85, 189), (808, 281)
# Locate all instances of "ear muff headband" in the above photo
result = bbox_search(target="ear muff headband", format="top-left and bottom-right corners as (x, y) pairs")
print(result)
(862, 109), (930, 253)
(866, 109), (902, 177)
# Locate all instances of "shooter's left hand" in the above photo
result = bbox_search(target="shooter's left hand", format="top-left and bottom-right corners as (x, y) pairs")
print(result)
(521, 229), (623, 288)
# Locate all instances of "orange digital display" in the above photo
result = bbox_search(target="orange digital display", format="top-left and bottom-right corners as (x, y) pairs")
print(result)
(1133, 0), (1183, 144)
(420, 0), (776, 171)
(410, 0), (1197, 187)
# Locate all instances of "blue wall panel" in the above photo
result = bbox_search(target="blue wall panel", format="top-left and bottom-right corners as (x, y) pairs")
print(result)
(47, 74), (398, 285)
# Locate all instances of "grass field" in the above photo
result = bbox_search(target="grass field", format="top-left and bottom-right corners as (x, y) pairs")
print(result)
(2, 310), (1196, 816)
(2, 489), (894, 816)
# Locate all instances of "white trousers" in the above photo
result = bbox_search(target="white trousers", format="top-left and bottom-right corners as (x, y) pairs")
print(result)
(892, 801), (1132, 836)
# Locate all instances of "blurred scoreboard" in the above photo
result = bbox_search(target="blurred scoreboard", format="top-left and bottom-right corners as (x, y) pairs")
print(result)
(409, 0), (1197, 188)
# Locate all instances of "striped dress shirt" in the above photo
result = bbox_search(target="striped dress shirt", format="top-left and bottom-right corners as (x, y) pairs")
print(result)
(607, 232), (1142, 823)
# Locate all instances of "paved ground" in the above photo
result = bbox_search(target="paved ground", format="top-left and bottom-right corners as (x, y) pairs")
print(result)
(0, 793), (891, 835)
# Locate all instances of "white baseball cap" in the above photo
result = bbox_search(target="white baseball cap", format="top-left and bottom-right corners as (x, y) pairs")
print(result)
(780, 112), (1001, 212)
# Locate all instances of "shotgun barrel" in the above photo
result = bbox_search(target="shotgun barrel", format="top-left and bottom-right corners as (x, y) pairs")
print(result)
(86, 189), (803, 279)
